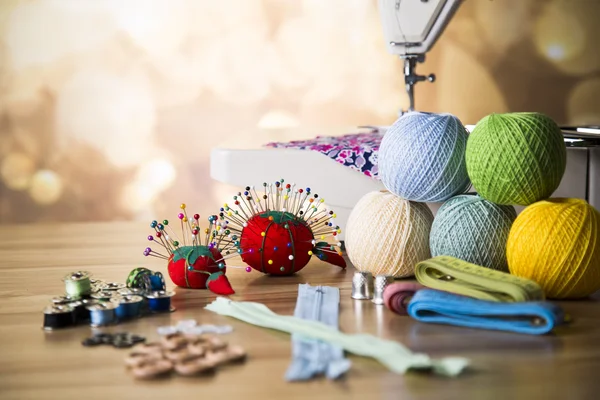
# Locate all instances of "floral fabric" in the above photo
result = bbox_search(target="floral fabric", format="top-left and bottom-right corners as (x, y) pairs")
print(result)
(265, 132), (383, 179)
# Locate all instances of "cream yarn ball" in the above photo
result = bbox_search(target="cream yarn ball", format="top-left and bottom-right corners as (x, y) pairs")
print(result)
(345, 190), (433, 278)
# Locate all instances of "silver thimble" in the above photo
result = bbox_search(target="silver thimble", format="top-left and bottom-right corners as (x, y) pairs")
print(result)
(372, 275), (395, 305)
(352, 271), (374, 300)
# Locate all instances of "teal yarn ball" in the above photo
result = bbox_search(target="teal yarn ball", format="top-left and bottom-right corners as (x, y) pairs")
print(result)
(379, 112), (470, 202)
(466, 112), (566, 206)
(430, 195), (517, 272)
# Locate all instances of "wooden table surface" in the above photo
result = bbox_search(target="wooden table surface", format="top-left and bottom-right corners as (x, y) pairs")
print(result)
(1, 222), (599, 400)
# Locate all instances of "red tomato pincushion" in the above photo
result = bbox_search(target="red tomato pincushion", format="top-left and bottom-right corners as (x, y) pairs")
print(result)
(240, 212), (314, 275)
(219, 181), (346, 275)
(168, 245), (223, 289)
(144, 210), (237, 295)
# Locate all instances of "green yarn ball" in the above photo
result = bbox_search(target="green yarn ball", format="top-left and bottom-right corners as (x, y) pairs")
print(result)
(430, 195), (517, 272)
(465, 112), (566, 205)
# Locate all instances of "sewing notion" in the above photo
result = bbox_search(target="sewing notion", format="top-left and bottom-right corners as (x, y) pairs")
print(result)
(415, 256), (544, 302)
(345, 191), (433, 278)
(430, 195), (516, 272)
(82, 332), (146, 348)
(157, 320), (233, 336)
(205, 297), (470, 377)
(216, 180), (346, 275)
(126, 268), (166, 292)
(286, 284), (351, 381)
(379, 112), (470, 202)
(125, 334), (246, 380)
(144, 206), (236, 293)
(42, 270), (175, 330)
(351, 271), (374, 300)
(407, 289), (566, 335)
(383, 282), (425, 316)
(507, 198), (600, 299)
(372, 275), (395, 305)
(466, 112), (566, 206)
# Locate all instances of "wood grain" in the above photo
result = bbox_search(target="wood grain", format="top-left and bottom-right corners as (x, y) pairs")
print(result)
(1, 222), (599, 400)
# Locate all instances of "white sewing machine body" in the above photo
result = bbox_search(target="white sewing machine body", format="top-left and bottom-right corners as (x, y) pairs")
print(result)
(211, 127), (599, 240)
(210, 0), (600, 239)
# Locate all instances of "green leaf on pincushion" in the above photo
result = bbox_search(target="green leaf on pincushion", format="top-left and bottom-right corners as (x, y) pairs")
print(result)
(172, 245), (214, 264)
(258, 211), (297, 222)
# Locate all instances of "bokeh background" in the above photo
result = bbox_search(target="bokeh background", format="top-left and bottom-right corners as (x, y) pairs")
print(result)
(0, 0), (599, 224)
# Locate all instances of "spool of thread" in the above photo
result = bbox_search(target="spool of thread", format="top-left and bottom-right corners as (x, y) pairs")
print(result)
(69, 300), (96, 323)
(116, 295), (144, 320)
(507, 198), (600, 299)
(87, 302), (118, 327)
(430, 195), (517, 272)
(383, 282), (424, 315)
(146, 291), (175, 313)
(466, 112), (566, 205)
(43, 305), (75, 330)
(147, 273), (166, 292)
(119, 287), (148, 313)
(127, 267), (152, 289)
(345, 191), (433, 278)
(63, 271), (92, 297)
(379, 112), (470, 202)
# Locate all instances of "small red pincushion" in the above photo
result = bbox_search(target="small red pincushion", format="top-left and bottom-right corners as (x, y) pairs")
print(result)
(240, 212), (314, 275)
(167, 246), (224, 289)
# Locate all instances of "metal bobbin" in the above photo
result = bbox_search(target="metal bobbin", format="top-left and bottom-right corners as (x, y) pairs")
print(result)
(144, 272), (166, 292)
(87, 302), (118, 327)
(63, 271), (92, 298)
(146, 291), (176, 313)
(116, 295), (144, 320)
(69, 299), (97, 324)
(43, 305), (75, 330)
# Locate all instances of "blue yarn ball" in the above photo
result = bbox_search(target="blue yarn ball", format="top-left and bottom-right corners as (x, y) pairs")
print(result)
(379, 112), (470, 202)
(430, 195), (517, 272)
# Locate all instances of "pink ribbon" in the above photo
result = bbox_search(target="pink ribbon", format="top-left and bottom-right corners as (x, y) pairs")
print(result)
(383, 282), (425, 315)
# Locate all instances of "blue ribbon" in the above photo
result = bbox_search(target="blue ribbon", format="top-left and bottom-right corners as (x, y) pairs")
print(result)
(407, 289), (566, 335)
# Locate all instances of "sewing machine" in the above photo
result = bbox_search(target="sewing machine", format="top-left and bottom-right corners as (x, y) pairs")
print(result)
(210, 0), (600, 239)
(378, 0), (462, 113)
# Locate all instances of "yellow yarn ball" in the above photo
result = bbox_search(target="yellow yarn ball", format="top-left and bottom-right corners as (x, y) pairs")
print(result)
(507, 198), (600, 299)
(345, 191), (433, 278)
